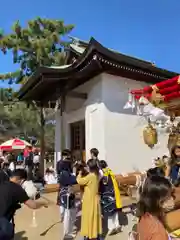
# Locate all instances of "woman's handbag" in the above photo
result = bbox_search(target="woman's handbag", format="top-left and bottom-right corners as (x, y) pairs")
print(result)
(60, 187), (75, 209)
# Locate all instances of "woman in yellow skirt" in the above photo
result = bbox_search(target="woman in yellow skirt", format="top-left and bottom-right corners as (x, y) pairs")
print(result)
(76, 159), (102, 240)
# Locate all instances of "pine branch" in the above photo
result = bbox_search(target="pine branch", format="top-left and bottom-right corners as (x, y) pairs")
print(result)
(0, 16), (75, 96)
(0, 70), (21, 81)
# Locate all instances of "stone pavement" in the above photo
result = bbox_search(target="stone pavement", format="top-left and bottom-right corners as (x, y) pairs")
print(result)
(14, 193), (135, 240)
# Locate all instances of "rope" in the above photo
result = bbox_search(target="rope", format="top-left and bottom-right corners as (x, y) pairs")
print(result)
(135, 175), (142, 188)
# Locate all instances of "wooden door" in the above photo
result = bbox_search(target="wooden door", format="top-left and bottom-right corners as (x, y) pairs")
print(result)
(70, 120), (85, 161)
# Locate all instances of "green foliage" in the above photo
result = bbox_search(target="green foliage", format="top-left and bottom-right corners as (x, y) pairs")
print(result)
(0, 87), (14, 102)
(0, 17), (73, 150)
(0, 101), (55, 149)
(0, 17), (74, 83)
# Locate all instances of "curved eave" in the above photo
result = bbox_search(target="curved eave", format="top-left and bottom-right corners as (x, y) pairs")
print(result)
(70, 38), (178, 78)
(18, 37), (179, 101)
(18, 38), (97, 100)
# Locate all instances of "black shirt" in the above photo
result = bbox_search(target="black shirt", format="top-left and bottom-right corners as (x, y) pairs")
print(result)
(56, 159), (72, 175)
(0, 170), (10, 184)
(0, 181), (29, 220)
(25, 152), (33, 167)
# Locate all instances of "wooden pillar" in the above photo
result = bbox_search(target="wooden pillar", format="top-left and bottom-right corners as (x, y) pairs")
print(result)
(54, 109), (61, 168)
(40, 105), (45, 175)
(60, 94), (66, 151)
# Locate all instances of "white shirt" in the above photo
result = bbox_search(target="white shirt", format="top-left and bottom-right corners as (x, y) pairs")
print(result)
(44, 174), (57, 184)
(9, 162), (15, 171)
(22, 180), (38, 199)
(99, 169), (104, 179)
(33, 155), (40, 164)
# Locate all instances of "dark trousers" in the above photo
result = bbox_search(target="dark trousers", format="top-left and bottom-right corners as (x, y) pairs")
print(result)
(27, 166), (33, 180)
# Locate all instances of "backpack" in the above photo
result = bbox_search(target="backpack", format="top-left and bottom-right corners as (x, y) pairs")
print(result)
(58, 171), (77, 187)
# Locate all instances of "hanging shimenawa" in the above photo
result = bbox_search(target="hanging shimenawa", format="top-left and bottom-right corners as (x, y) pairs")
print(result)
(143, 118), (158, 148)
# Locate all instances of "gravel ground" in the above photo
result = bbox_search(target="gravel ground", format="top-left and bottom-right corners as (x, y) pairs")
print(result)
(14, 193), (136, 240)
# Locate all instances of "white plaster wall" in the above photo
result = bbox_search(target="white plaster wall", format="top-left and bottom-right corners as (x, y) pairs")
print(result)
(101, 73), (169, 174)
(64, 75), (106, 161)
(55, 72), (168, 173)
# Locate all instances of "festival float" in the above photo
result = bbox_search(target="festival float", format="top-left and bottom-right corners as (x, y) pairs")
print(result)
(127, 75), (180, 236)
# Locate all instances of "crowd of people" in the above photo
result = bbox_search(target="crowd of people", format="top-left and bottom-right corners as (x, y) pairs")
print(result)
(0, 147), (57, 185)
(56, 146), (180, 240)
(1, 145), (180, 239)
(56, 148), (122, 239)
(0, 147), (40, 178)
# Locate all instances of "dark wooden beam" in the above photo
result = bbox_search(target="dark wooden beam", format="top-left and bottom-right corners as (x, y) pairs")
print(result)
(67, 91), (87, 99)
(19, 76), (44, 100)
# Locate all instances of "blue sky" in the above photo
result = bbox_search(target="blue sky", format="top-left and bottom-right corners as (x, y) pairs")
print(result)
(0, 0), (180, 87)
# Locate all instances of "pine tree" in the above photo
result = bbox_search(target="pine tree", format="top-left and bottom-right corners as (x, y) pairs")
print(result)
(0, 17), (74, 173)
(0, 17), (74, 84)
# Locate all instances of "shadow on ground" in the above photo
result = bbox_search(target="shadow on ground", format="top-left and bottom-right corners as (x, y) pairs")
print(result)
(75, 206), (129, 238)
(14, 231), (28, 240)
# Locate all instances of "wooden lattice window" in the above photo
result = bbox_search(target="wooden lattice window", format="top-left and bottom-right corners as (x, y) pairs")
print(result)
(70, 121), (85, 150)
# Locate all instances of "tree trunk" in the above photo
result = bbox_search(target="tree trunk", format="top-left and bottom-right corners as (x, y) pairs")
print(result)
(40, 106), (45, 175)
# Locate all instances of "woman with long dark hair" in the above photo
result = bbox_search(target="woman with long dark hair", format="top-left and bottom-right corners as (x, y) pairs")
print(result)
(76, 158), (102, 240)
(135, 176), (174, 240)
(165, 145), (180, 183)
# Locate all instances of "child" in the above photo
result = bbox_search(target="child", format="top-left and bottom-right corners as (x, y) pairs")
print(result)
(138, 167), (165, 198)
(99, 160), (122, 235)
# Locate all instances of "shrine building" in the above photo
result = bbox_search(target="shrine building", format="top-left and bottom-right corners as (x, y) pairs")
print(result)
(18, 37), (178, 173)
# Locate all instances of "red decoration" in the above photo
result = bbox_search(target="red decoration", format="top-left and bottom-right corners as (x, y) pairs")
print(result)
(131, 76), (180, 95)
(135, 91), (180, 103)
(164, 92), (180, 102)
(130, 75), (180, 106)
(135, 95), (150, 100)
(158, 84), (180, 95)
(154, 76), (179, 89)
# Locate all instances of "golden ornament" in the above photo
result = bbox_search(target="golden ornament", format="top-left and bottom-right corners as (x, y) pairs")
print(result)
(168, 115), (177, 152)
(154, 157), (167, 172)
(151, 89), (164, 106)
(168, 128), (178, 152)
(143, 119), (158, 148)
(167, 117), (180, 152)
(177, 76), (180, 84)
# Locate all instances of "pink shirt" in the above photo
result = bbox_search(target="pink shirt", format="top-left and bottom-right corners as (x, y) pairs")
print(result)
(137, 213), (168, 240)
